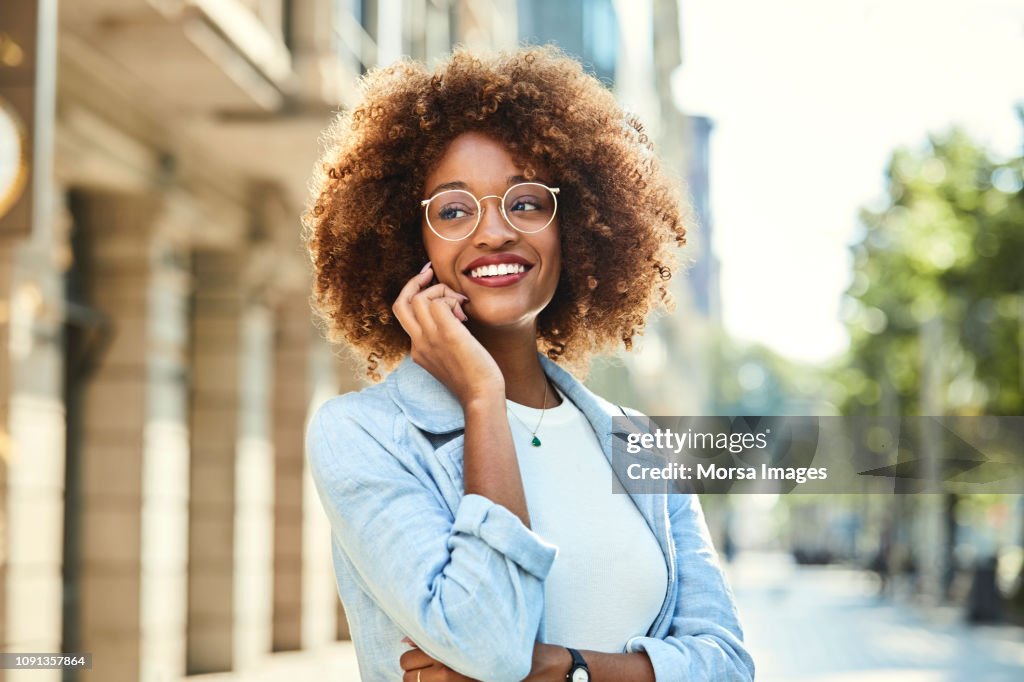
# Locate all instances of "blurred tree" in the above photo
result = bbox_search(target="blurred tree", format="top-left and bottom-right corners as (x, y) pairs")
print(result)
(843, 116), (1023, 416)
(841, 109), (1024, 618)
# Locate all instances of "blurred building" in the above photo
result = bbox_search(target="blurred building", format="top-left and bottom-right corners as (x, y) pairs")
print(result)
(551, 0), (721, 416)
(517, 0), (618, 85)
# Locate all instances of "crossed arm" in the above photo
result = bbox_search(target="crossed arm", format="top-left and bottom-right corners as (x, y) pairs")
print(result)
(400, 640), (654, 681)
(397, 489), (756, 682)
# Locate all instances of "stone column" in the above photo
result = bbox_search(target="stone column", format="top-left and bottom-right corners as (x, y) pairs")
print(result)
(138, 222), (192, 682)
(188, 252), (242, 673)
(234, 302), (275, 667)
(271, 296), (311, 651)
(187, 251), (275, 673)
(2, 186), (68, 682)
(65, 190), (191, 682)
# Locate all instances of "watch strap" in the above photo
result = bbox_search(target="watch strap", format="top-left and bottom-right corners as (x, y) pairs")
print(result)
(565, 647), (589, 680)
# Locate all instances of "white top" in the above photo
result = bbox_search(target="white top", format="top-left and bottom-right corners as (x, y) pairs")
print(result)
(507, 387), (668, 653)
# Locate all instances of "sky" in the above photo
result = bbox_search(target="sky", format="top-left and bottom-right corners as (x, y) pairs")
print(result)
(673, 0), (1024, 364)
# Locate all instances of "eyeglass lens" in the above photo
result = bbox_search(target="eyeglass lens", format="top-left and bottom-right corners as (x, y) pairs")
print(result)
(425, 183), (557, 240)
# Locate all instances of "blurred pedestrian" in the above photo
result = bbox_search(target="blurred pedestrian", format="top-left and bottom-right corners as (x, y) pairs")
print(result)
(966, 555), (1004, 623)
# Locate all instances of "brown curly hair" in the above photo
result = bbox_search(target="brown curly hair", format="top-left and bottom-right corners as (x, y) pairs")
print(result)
(304, 46), (688, 380)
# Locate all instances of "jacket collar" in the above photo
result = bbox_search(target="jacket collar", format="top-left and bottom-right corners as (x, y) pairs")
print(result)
(385, 353), (620, 437)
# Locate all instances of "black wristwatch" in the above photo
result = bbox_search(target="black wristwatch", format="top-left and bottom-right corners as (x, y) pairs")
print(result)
(565, 647), (590, 682)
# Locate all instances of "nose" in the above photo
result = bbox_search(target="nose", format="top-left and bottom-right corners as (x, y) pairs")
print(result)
(474, 195), (518, 247)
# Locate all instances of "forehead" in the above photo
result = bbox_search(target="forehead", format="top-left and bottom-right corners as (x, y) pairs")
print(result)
(425, 131), (545, 189)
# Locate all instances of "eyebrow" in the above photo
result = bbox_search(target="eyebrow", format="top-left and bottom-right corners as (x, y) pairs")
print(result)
(424, 174), (539, 198)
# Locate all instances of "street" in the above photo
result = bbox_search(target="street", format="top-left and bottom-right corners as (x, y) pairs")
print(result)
(729, 551), (1024, 681)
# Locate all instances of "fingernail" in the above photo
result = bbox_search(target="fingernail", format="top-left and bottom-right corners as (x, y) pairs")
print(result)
(420, 261), (432, 273)
(401, 636), (411, 644)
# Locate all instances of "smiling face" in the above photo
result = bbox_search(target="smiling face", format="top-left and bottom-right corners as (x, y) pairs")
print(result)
(421, 131), (562, 334)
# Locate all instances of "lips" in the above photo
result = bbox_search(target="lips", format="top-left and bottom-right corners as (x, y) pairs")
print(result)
(464, 268), (531, 288)
(463, 253), (533, 274)
(462, 253), (534, 287)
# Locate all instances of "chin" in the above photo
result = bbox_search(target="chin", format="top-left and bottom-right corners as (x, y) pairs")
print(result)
(466, 301), (543, 331)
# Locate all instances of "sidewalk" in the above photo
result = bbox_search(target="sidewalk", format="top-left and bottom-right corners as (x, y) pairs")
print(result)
(182, 642), (362, 682)
(727, 550), (1024, 681)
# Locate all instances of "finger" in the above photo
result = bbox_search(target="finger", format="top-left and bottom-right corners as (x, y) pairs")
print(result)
(398, 267), (436, 304)
(411, 288), (442, 337)
(393, 268), (436, 338)
(427, 297), (471, 331)
(416, 282), (469, 303)
(413, 282), (468, 325)
(410, 281), (466, 325)
(399, 646), (434, 671)
(405, 275), (470, 339)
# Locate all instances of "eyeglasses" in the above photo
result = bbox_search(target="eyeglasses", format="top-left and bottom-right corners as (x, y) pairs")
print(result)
(420, 182), (560, 242)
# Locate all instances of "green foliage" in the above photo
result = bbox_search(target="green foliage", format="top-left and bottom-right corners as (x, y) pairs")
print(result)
(841, 113), (1024, 416)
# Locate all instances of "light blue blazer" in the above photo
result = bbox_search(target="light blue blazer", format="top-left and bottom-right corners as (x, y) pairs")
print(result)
(307, 353), (756, 681)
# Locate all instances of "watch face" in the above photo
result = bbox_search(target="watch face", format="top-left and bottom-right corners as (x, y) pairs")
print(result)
(571, 669), (590, 682)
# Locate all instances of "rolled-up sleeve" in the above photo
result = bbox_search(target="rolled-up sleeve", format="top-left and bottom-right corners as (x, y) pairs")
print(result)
(624, 494), (756, 682)
(452, 493), (557, 579)
(307, 397), (557, 682)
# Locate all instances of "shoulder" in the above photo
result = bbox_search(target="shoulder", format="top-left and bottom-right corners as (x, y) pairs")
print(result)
(308, 381), (397, 436)
(306, 382), (406, 478)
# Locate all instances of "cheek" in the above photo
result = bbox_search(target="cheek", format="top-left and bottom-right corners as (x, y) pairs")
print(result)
(420, 227), (442, 262)
(421, 233), (460, 280)
(543, 229), (562, 276)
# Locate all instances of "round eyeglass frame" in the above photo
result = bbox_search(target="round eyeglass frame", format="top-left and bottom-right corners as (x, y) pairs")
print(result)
(420, 182), (560, 242)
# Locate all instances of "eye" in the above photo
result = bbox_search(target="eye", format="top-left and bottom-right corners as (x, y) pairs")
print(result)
(509, 195), (542, 212)
(437, 203), (474, 220)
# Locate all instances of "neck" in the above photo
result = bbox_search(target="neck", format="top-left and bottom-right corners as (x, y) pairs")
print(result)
(468, 322), (559, 408)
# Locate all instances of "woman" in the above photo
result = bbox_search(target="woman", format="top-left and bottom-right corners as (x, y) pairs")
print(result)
(304, 47), (755, 682)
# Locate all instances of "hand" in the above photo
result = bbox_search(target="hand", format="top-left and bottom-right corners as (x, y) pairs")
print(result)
(399, 639), (570, 682)
(400, 638), (480, 681)
(392, 263), (505, 406)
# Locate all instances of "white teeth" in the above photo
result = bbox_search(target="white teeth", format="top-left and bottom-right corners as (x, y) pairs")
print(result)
(469, 263), (526, 278)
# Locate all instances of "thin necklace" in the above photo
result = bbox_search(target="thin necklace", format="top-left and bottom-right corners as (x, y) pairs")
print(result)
(507, 379), (549, 447)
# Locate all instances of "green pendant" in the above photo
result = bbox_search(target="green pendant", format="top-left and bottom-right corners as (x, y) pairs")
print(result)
(531, 436), (542, 447)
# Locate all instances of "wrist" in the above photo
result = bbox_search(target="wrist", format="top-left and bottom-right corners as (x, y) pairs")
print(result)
(462, 390), (506, 418)
(530, 643), (572, 682)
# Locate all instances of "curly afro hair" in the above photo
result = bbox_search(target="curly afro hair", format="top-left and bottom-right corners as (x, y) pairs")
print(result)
(304, 46), (688, 380)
